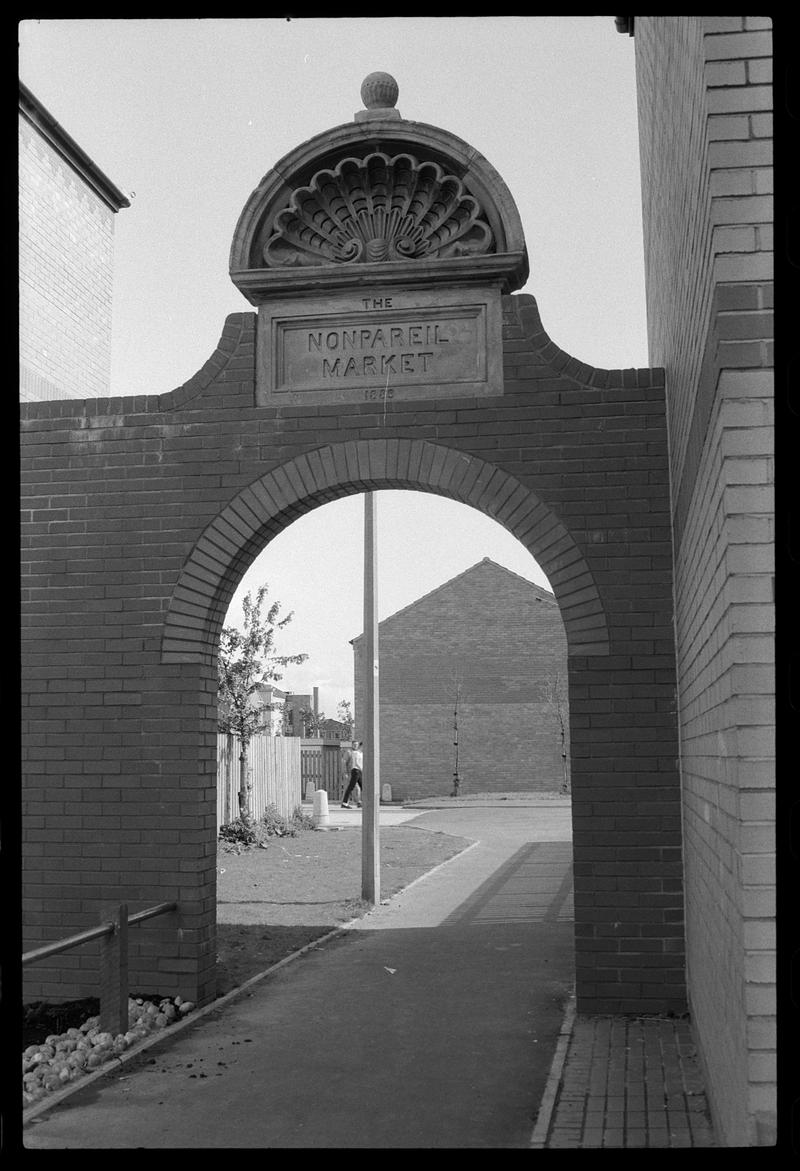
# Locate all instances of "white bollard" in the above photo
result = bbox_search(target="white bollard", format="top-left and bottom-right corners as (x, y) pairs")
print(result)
(312, 788), (330, 831)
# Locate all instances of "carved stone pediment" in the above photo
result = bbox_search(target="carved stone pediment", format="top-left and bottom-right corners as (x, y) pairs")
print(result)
(263, 151), (495, 269)
(230, 73), (529, 301)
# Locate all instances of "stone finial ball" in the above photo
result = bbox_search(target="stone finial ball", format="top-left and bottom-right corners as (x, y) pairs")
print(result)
(360, 72), (399, 110)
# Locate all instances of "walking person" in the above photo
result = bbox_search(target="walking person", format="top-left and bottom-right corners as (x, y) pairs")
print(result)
(341, 741), (363, 808)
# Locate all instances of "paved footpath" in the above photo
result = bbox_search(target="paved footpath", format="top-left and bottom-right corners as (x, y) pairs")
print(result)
(537, 1010), (716, 1148)
(21, 800), (716, 1149)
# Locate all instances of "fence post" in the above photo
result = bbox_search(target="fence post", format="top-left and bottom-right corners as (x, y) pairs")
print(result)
(226, 732), (234, 823)
(100, 903), (128, 1036)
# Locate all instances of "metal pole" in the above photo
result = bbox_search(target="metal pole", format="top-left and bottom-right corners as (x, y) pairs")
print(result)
(362, 491), (380, 903)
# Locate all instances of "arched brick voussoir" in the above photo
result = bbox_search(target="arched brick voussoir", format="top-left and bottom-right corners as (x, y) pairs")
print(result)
(161, 438), (610, 664)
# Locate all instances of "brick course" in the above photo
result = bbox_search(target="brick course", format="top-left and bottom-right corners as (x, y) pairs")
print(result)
(21, 291), (683, 1017)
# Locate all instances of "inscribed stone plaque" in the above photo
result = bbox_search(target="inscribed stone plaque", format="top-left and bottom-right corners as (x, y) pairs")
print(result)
(256, 285), (502, 406)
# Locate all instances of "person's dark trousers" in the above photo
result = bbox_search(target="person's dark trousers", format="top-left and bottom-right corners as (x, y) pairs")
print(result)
(343, 768), (362, 803)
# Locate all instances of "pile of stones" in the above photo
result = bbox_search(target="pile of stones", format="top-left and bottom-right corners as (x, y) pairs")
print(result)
(22, 995), (195, 1108)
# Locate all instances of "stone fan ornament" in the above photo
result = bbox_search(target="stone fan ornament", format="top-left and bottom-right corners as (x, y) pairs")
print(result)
(263, 151), (494, 268)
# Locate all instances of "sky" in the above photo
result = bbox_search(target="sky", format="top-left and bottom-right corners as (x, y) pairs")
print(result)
(19, 17), (649, 717)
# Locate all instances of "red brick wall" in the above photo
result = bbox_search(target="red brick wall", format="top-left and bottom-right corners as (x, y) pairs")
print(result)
(21, 295), (683, 1016)
(19, 114), (117, 402)
(353, 561), (569, 799)
(634, 15), (774, 1146)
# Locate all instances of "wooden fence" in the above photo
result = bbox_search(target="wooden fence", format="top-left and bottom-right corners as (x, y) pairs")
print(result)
(300, 739), (349, 803)
(217, 733), (302, 824)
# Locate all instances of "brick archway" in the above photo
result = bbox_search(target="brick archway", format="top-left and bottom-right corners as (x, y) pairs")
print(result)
(21, 295), (685, 1015)
(162, 439), (609, 667)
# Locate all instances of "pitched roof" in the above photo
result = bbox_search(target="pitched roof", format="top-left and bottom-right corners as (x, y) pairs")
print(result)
(351, 558), (555, 645)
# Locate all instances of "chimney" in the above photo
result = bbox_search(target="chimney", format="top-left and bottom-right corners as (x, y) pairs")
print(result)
(313, 686), (319, 716)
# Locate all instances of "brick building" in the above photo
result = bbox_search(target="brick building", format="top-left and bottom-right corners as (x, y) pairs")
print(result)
(282, 690), (318, 736)
(352, 559), (568, 801)
(18, 82), (129, 403)
(624, 15), (775, 1147)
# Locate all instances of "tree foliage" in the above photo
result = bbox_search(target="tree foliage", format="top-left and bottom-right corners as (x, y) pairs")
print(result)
(337, 700), (354, 739)
(218, 584), (307, 814)
(297, 705), (325, 737)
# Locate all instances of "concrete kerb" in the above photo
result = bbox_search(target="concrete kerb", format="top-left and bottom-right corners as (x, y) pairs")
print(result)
(22, 837), (480, 1127)
(529, 991), (577, 1148)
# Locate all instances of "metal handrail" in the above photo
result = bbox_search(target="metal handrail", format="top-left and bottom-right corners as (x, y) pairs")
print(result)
(128, 901), (178, 927)
(22, 901), (178, 1036)
(23, 924), (116, 966)
(22, 902), (177, 966)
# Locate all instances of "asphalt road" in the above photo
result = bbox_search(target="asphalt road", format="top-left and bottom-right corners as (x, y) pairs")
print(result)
(23, 803), (575, 1149)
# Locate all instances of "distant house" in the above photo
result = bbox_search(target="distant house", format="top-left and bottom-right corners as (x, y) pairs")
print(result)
(251, 683), (288, 735)
(218, 682), (333, 738)
(218, 681), (287, 736)
(318, 718), (349, 742)
(352, 558), (569, 802)
(282, 688), (335, 737)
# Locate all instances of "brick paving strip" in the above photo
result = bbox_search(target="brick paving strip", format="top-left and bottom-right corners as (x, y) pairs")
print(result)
(533, 1006), (717, 1148)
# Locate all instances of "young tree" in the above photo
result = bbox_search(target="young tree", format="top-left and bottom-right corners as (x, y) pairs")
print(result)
(278, 698), (293, 736)
(337, 700), (354, 739)
(298, 705), (325, 737)
(218, 584), (308, 817)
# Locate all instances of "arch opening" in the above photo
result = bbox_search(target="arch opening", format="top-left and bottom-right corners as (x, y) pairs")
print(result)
(213, 484), (577, 1001)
